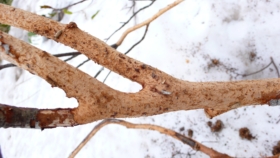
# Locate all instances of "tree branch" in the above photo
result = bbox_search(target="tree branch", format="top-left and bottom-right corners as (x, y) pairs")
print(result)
(0, 52), (82, 70)
(115, 0), (184, 47)
(0, 103), (75, 129)
(125, 24), (149, 55)
(69, 119), (231, 158)
(0, 63), (14, 70)
(105, 0), (155, 41)
(1, 3), (280, 128)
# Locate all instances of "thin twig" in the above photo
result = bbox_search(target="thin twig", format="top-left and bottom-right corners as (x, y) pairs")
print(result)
(76, 58), (90, 68)
(209, 57), (280, 78)
(51, 0), (88, 11)
(126, 0), (137, 16)
(125, 24), (149, 55)
(0, 52), (82, 70)
(41, 0), (93, 21)
(115, 0), (184, 47)
(105, 0), (155, 42)
(242, 62), (272, 77)
(64, 54), (79, 62)
(53, 52), (81, 57)
(0, 63), (15, 70)
(69, 119), (231, 158)
(242, 57), (280, 78)
(52, 0), (94, 15)
(103, 70), (112, 83)
(94, 67), (104, 78)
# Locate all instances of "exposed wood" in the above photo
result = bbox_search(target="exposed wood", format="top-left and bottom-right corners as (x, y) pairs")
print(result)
(0, 4), (280, 129)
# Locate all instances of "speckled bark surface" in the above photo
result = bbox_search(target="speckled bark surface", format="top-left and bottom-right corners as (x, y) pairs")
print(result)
(0, 4), (280, 128)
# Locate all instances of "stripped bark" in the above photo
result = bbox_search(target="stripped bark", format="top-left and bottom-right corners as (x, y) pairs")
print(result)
(0, 3), (280, 129)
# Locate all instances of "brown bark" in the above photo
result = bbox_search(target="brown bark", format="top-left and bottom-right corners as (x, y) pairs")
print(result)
(0, 4), (280, 128)
(0, 103), (75, 129)
(69, 119), (231, 158)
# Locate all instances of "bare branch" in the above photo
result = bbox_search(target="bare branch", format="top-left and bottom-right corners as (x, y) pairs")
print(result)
(69, 119), (231, 158)
(0, 3), (181, 85)
(76, 58), (90, 68)
(103, 70), (112, 83)
(115, 0), (184, 47)
(64, 54), (80, 62)
(0, 63), (14, 70)
(243, 60), (272, 77)
(0, 52), (82, 70)
(105, 0), (155, 41)
(94, 67), (104, 78)
(53, 52), (81, 57)
(41, 0), (90, 12)
(69, 119), (230, 158)
(1, 3), (280, 128)
(55, 0), (88, 10)
(0, 103), (75, 129)
(125, 24), (149, 55)
(208, 57), (280, 79)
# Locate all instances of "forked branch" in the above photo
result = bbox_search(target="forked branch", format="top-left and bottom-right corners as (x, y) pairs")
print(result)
(115, 0), (184, 47)
(0, 2), (280, 129)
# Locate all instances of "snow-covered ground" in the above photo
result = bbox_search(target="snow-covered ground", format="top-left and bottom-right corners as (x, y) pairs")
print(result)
(1, 0), (280, 157)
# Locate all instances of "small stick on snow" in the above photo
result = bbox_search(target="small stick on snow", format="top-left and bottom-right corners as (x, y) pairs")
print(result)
(69, 119), (231, 158)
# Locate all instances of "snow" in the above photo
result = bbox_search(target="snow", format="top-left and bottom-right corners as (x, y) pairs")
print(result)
(1, 0), (280, 157)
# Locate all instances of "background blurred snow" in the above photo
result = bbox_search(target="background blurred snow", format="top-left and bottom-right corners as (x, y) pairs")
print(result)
(0, 0), (280, 157)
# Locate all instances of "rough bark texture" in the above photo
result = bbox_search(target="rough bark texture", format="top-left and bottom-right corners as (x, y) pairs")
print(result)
(0, 103), (75, 129)
(0, 103), (39, 128)
(0, 4), (280, 128)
